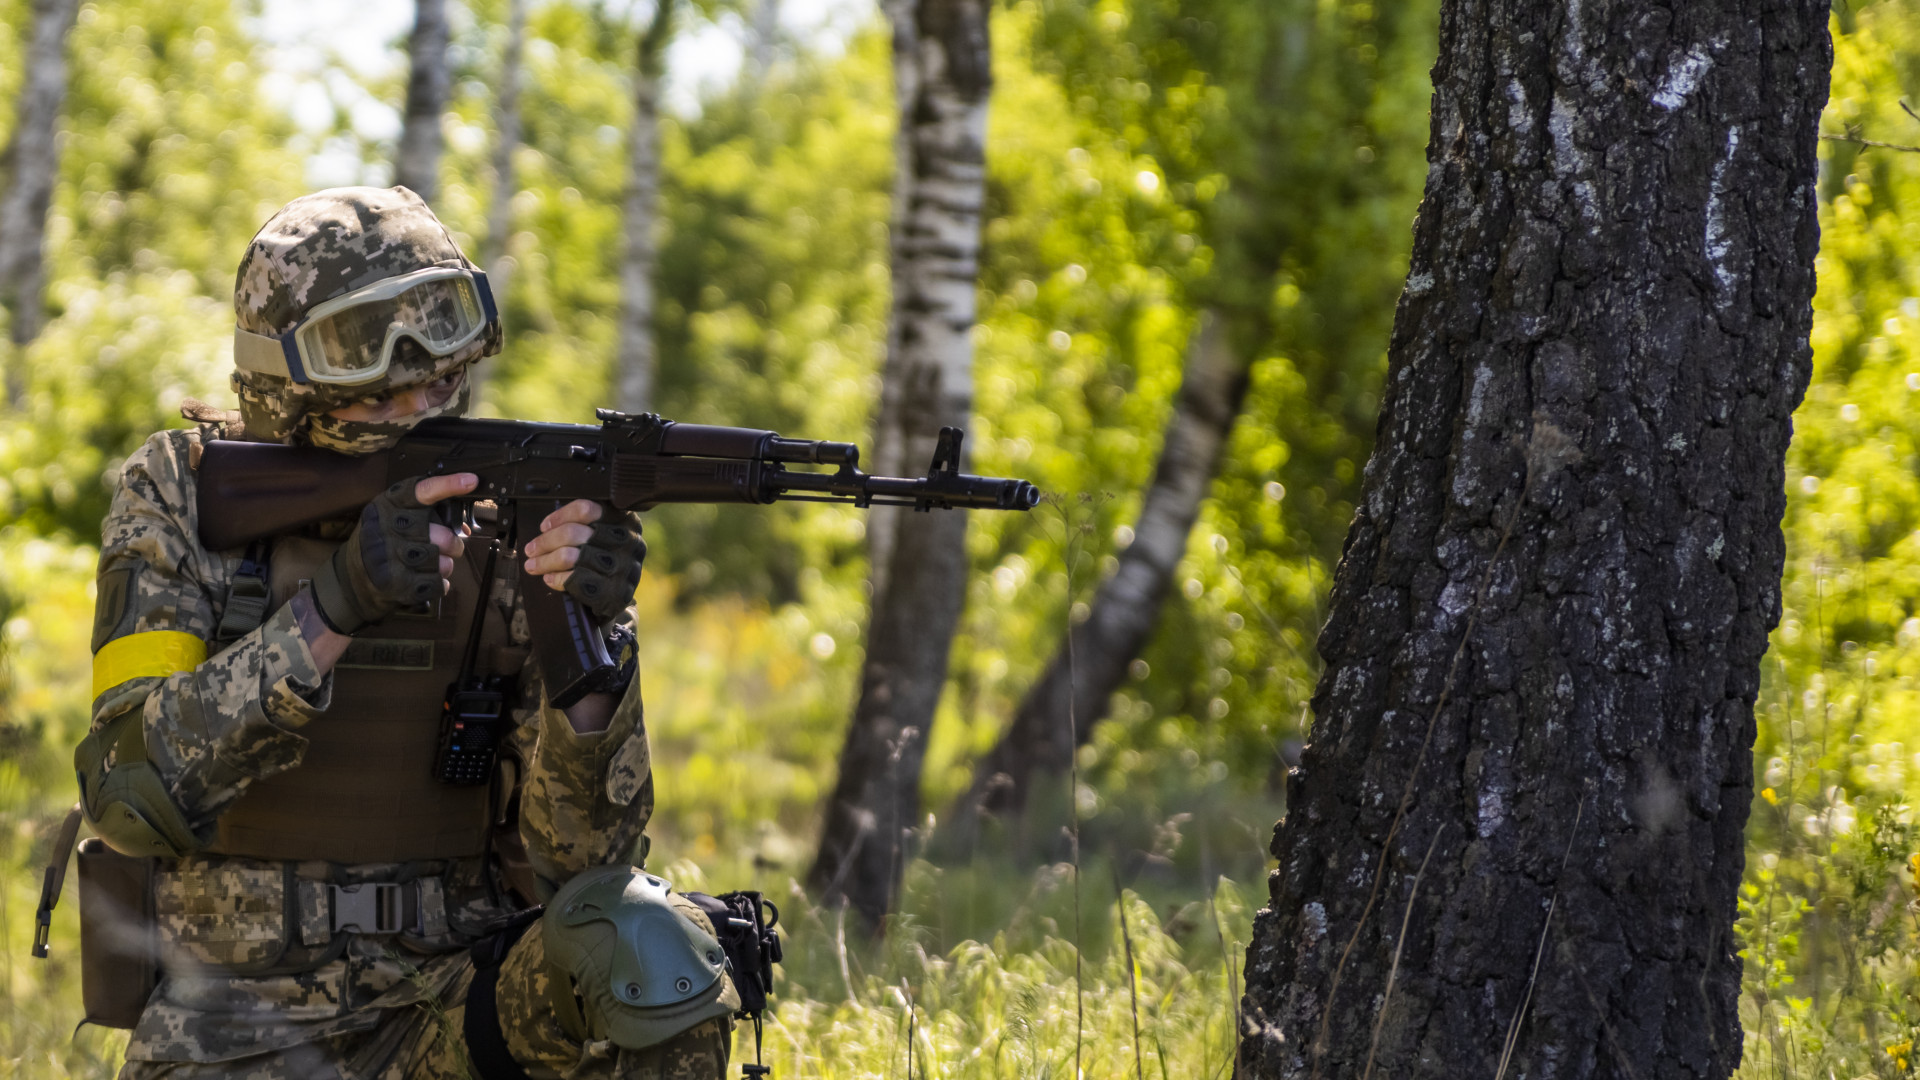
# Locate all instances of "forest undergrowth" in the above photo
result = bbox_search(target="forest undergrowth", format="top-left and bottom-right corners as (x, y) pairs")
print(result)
(8, 0), (1920, 1075)
(0, 540), (1269, 1080)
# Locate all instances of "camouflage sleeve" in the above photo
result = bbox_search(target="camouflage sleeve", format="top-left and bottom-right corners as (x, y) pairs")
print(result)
(90, 429), (332, 837)
(515, 607), (652, 899)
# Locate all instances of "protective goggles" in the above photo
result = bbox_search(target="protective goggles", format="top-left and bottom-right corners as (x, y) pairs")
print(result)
(233, 266), (497, 386)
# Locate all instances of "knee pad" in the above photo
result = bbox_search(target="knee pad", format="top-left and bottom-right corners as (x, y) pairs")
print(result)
(541, 865), (739, 1050)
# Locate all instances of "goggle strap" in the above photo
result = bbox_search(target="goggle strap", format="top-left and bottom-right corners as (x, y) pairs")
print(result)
(471, 269), (498, 325)
(233, 327), (309, 383)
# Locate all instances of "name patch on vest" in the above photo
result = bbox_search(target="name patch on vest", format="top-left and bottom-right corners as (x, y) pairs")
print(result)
(337, 638), (436, 670)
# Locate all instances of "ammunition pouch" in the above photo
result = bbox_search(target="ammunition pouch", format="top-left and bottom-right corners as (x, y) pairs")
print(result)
(33, 809), (162, 1031)
(684, 891), (782, 1020)
(77, 837), (160, 1029)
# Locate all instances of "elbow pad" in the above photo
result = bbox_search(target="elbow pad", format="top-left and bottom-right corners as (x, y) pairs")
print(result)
(74, 710), (199, 859)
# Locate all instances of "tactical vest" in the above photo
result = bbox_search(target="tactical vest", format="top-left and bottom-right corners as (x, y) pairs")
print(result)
(206, 531), (513, 863)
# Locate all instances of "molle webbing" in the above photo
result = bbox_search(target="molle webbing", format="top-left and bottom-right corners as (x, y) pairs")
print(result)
(208, 533), (504, 863)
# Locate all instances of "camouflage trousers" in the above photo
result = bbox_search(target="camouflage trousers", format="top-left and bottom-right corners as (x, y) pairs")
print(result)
(119, 919), (732, 1080)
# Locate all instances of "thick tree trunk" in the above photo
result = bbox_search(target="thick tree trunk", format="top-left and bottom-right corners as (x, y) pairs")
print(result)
(1236, 1), (1829, 1078)
(472, 0), (528, 409)
(944, 316), (1247, 845)
(809, 0), (989, 928)
(613, 0), (675, 417)
(394, 0), (451, 204)
(0, 0), (79, 402)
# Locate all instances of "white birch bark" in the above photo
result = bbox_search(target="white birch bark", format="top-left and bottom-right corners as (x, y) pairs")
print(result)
(809, 0), (991, 928)
(613, 0), (676, 416)
(471, 0), (528, 409)
(945, 316), (1250, 844)
(394, 0), (452, 204)
(0, 0), (79, 403)
(865, 0), (990, 600)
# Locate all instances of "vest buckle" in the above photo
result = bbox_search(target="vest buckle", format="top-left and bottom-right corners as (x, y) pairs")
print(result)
(331, 882), (407, 935)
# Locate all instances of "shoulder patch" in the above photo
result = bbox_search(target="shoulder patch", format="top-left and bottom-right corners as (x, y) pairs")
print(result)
(92, 563), (140, 653)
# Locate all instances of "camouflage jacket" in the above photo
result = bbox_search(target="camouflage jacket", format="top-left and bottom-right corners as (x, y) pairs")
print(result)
(89, 425), (658, 1063)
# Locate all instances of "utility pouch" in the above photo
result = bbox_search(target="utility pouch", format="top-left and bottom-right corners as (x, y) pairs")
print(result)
(686, 890), (781, 1077)
(685, 890), (782, 1017)
(76, 838), (158, 1030)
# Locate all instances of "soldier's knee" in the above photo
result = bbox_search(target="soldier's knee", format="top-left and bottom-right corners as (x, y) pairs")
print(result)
(541, 865), (739, 1049)
(467, 865), (737, 1079)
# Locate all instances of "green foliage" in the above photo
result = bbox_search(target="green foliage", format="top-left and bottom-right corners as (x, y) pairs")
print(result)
(0, 0), (303, 540)
(1732, 2), (1920, 1076)
(0, 3), (1329, 1070)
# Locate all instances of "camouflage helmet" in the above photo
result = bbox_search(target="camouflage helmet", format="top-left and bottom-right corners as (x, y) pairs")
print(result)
(230, 186), (501, 443)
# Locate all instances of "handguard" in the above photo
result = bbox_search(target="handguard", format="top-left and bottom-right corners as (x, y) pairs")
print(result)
(541, 865), (740, 1049)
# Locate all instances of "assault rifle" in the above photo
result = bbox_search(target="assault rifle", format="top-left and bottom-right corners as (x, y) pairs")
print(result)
(196, 410), (1038, 709)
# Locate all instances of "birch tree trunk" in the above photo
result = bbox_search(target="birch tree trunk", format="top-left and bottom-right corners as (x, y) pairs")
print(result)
(394, 0), (451, 204)
(472, 0), (527, 409)
(1236, 0), (1830, 1076)
(0, 0), (79, 404)
(613, 0), (675, 417)
(945, 316), (1247, 845)
(808, 0), (990, 928)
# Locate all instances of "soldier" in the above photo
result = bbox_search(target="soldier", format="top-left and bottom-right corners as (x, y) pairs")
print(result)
(76, 186), (736, 1079)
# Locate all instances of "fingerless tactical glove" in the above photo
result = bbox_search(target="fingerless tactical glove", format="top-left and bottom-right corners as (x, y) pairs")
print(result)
(563, 509), (646, 623)
(310, 480), (443, 635)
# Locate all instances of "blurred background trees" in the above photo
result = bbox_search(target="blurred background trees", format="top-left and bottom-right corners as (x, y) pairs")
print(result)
(5, 0), (1919, 1073)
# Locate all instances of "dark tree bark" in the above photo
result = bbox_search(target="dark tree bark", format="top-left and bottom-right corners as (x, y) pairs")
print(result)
(809, 0), (990, 929)
(1237, 0), (1829, 1077)
(0, 0), (79, 403)
(394, 0), (452, 203)
(613, 0), (676, 416)
(944, 316), (1248, 845)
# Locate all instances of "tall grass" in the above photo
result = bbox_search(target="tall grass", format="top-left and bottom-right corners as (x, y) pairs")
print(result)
(0, 530), (1265, 1079)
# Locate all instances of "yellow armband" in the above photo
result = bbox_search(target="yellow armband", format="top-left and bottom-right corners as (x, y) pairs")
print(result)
(92, 631), (207, 700)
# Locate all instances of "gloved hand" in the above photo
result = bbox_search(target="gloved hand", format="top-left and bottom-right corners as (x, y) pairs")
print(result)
(523, 501), (647, 623)
(310, 477), (468, 634)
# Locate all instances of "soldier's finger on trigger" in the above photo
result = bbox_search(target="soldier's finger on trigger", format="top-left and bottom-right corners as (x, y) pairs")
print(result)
(523, 545), (581, 577)
(428, 523), (464, 560)
(540, 498), (602, 531)
(524, 524), (591, 560)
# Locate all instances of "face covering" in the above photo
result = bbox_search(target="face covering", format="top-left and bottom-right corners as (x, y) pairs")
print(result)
(302, 366), (472, 455)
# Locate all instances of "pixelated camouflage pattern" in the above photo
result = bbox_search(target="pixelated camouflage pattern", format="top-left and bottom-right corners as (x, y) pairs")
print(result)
(300, 365), (471, 455)
(496, 919), (732, 1079)
(518, 661), (653, 898)
(124, 923), (728, 1079)
(94, 429), (329, 833)
(228, 186), (500, 446)
(606, 733), (650, 808)
(95, 420), (675, 1073)
(153, 862), (287, 968)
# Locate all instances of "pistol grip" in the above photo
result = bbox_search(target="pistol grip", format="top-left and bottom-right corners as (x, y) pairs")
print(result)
(518, 502), (618, 710)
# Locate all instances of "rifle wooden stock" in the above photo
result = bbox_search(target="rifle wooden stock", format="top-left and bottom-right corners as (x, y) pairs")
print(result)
(197, 444), (388, 551)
